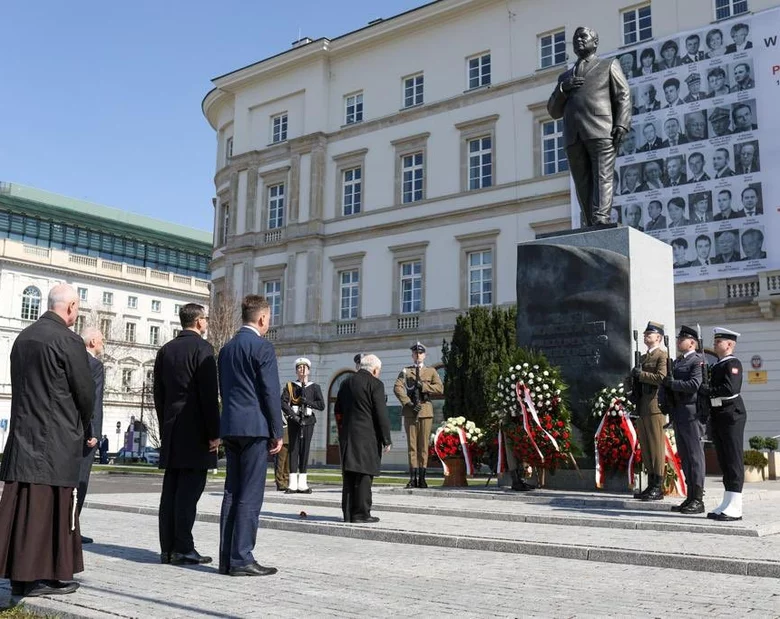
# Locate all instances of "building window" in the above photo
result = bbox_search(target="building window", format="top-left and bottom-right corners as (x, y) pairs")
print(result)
(128, 295), (138, 309)
(541, 119), (568, 175)
(400, 260), (422, 314)
(539, 30), (566, 69)
(74, 315), (85, 334)
(715, 0), (748, 20)
(103, 291), (114, 306)
(267, 183), (285, 229)
(100, 318), (112, 339)
(121, 369), (134, 393)
(342, 167), (362, 216)
(225, 136), (233, 162)
(174, 304), (182, 316)
(339, 270), (360, 320)
(467, 53), (491, 89)
(345, 92), (363, 124)
(403, 74), (424, 108)
(468, 250), (493, 307)
(468, 136), (493, 190)
(401, 153), (424, 203)
(622, 5), (652, 45)
(77, 287), (88, 302)
(218, 202), (230, 246)
(125, 322), (137, 343)
(271, 113), (288, 143)
(151, 300), (161, 313)
(149, 325), (160, 346)
(264, 280), (282, 326)
(145, 368), (154, 386)
(172, 328), (181, 338)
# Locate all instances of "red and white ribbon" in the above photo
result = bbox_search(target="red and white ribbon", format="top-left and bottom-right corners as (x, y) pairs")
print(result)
(497, 427), (507, 474)
(432, 427), (450, 475)
(664, 434), (687, 497)
(594, 402), (638, 489)
(457, 428), (474, 475)
(515, 382), (560, 462)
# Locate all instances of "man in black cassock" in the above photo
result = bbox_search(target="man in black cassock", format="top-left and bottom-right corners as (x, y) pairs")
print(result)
(0, 284), (94, 597)
(335, 354), (392, 523)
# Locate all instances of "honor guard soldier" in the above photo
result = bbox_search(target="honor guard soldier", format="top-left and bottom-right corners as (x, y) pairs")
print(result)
(631, 322), (669, 501)
(394, 342), (444, 488)
(704, 328), (746, 521)
(662, 325), (707, 514)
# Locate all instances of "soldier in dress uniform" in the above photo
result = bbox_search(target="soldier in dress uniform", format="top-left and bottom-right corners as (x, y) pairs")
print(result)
(630, 322), (669, 501)
(704, 328), (746, 521)
(662, 325), (707, 514)
(393, 342), (444, 489)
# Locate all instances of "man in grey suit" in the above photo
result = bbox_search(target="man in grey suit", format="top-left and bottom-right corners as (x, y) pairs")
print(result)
(662, 326), (707, 514)
(547, 26), (632, 227)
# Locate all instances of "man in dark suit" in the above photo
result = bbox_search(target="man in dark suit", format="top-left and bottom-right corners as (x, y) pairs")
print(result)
(681, 35), (705, 64)
(688, 152), (710, 184)
(645, 200), (666, 231)
(732, 103), (758, 133)
(77, 327), (105, 545)
(637, 123), (662, 152)
(735, 143), (759, 175)
(690, 235), (713, 266)
(0, 284), (94, 598)
(218, 295), (283, 577)
(661, 118), (688, 148)
(711, 230), (742, 263)
(335, 354), (392, 523)
(154, 303), (220, 566)
(547, 26), (631, 226)
(741, 229), (767, 260)
(664, 155), (687, 187)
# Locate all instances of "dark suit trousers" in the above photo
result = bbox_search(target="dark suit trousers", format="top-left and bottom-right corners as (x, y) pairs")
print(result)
(77, 444), (97, 515)
(219, 437), (268, 570)
(711, 409), (746, 492)
(567, 138), (616, 226)
(341, 470), (373, 522)
(288, 421), (314, 474)
(673, 419), (706, 491)
(158, 468), (208, 554)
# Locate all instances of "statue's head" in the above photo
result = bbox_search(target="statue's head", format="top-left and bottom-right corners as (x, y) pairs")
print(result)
(573, 27), (599, 58)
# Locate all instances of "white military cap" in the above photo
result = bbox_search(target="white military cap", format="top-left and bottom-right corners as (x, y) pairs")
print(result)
(294, 357), (312, 368)
(713, 327), (740, 341)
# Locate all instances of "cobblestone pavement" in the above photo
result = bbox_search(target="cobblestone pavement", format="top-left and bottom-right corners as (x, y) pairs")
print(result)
(2, 507), (780, 619)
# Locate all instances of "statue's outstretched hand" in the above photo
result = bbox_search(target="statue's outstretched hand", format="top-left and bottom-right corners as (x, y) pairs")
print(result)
(561, 77), (585, 93)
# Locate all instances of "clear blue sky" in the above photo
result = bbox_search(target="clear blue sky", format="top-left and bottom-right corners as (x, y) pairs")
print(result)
(1, 0), (427, 233)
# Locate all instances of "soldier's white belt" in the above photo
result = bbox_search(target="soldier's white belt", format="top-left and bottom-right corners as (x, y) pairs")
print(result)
(710, 394), (740, 407)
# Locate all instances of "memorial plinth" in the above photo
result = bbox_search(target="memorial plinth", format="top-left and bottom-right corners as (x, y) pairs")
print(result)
(516, 226), (675, 430)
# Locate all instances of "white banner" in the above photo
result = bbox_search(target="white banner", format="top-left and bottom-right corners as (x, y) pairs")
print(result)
(571, 10), (780, 283)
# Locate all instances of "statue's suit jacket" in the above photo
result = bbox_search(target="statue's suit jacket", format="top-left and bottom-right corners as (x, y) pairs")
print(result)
(547, 56), (632, 147)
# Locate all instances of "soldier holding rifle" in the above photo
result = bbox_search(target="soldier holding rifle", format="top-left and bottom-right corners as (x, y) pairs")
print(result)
(627, 322), (668, 501)
(661, 325), (708, 514)
(394, 342), (443, 489)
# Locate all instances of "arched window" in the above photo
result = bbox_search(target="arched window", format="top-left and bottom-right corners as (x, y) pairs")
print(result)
(20, 286), (41, 321)
(325, 370), (355, 465)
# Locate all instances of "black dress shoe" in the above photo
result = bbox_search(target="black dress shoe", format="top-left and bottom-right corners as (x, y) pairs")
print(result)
(707, 511), (720, 520)
(715, 513), (742, 521)
(352, 516), (380, 523)
(284, 488), (297, 494)
(641, 486), (664, 501)
(671, 498), (692, 512)
(22, 580), (80, 597)
(229, 561), (278, 576)
(11, 580), (28, 596)
(160, 552), (171, 564)
(80, 535), (94, 545)
(170, 550), (212, 565)
(680, 499), (705, 514)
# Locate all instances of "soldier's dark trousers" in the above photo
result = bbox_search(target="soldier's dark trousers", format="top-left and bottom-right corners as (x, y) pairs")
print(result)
(673, 418), (706, 490)
(566, 137), (616, 225)
(341, 471), (373, 522)
(288, 421), (314, 474)
(636, 413), (666, 477)
(159, 468), (208, 555)
(710, 408), (746, 492)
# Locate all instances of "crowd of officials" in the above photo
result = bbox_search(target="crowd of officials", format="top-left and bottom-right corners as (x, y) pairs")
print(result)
(0, 286), (751, 597)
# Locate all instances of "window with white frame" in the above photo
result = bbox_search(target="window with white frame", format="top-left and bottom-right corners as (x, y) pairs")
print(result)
(264, 280), (282, 326)
(339, 270), (360, 320)
(468, 250), (493, 307)
(399, 260), (422, 314)
(174, 304), (182, 316)
(342, 167), (362, 216)
(401, 153), (424, 203)
(145, 368), (154, 386)
(77, 287), (88, 302)
(125, 322), (136, 343)
(151, 299), (161, 313)
(403, 74), (424, 108)
(539, 30), (566, 69)
(345, 92), (363, 124)
(267, 183), (285, 229)
(128, 295), (138, 309)
(468, 136), (493, 190)
(271, 113), (288, 143)
(172, 328), (181, 338)
(219, 202), (230, 245)
(621, 5), (652, 45)
(715, 0), (748, 20)
(74, 315), (85, 334)
(541, 119), (569, 175)
(103, 291), (114, 306)
(467, 53), (491, 89)
(225, 136), (233, 161)
(149, 325), (160, 346)
(121, 369), (134, 392)
(100, 318), (112, 339)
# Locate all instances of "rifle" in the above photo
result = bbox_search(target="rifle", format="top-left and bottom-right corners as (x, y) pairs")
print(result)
(696, 323), (711, 423)
(407, 366), (423, 414)
(663, 334), (676, 412)
(628, 329), (641, 406)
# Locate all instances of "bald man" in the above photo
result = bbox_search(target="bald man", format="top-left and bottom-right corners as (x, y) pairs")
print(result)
(77, 327), (105, 544)
(0, 284), (95, 597)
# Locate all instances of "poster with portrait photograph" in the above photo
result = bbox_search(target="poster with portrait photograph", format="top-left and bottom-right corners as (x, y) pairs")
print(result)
(571, 10), (779, 283)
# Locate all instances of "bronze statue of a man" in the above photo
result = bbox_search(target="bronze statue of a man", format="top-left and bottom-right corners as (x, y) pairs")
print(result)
(547, 27), (632, 227)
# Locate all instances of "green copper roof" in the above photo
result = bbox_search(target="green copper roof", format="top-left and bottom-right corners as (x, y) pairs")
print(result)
(1, 182), (212, 248)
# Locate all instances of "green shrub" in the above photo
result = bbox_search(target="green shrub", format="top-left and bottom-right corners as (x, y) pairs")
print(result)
(744, 449), (768, 468)
(748, 436), (766, 450)
(764, 437), (779, 451)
